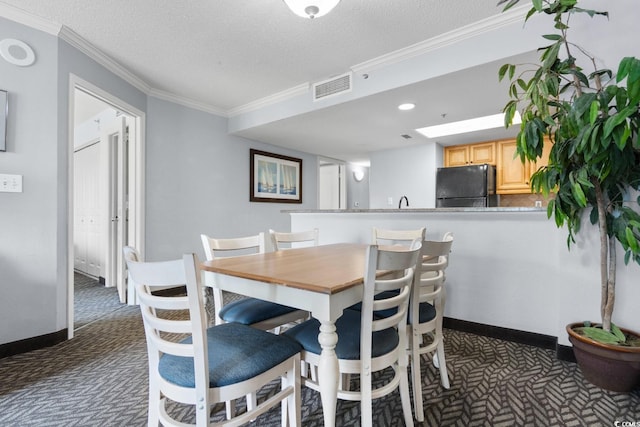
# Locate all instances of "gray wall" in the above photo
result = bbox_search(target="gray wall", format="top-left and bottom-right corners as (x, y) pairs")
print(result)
(369, 143), (442, 209)
(0, 18), (318, 346)
(0, 17), (60, 343)
(145, 97), (318, 261)
(346, 163), (369, 209)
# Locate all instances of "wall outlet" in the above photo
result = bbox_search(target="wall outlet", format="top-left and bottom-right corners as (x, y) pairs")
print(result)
(354, 201), (360, 207)
(535, 201), (542, 208)
(387, 197), (393, 206)
(0, 174), (23, 192)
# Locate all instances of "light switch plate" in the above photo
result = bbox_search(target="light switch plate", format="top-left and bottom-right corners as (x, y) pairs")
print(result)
(0, 174), (23, 192)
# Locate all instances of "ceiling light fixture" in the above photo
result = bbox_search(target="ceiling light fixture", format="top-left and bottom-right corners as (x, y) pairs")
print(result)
(283, 0), (340, 19)
(415, 112), (522, 138)
(398, 103), (415, 111)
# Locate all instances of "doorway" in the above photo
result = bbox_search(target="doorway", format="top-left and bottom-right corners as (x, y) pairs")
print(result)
(68, 76), (145, 338)
(318, 158), (346, 209)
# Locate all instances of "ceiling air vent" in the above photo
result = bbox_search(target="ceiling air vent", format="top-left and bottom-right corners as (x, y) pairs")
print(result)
(313, 72), (352, 101)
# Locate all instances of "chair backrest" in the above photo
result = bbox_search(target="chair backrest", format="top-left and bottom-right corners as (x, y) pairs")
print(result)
(123, 246), (143, 304)
(360, 241), (422, 362)
(124, 252), (209, 419)
(200, 232), (266, 260)
(372, 227), (425, 246)
(410, 232), (454, 324)
(269, 228), (319, 251)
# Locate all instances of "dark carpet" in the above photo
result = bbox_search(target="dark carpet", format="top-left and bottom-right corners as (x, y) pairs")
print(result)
(0, 276), (638, 426)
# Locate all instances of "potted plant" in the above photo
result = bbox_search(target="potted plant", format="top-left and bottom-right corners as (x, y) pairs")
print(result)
(497, 0), (640, 391)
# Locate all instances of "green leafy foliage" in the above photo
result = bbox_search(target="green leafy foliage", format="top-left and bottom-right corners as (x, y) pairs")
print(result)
(580, 322), (627, 345)
(498, 0), (640, 342)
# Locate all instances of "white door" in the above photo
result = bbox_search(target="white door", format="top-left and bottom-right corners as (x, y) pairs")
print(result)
(101, 116), (128, 303)
(73, 142), (102, 277)
(319, 162), (346, 209)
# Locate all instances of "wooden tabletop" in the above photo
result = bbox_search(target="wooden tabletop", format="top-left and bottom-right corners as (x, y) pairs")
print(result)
(201, 243), (369, 295)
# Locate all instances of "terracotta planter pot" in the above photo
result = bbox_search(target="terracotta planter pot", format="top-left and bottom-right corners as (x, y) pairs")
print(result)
(567, 322), (640, 392)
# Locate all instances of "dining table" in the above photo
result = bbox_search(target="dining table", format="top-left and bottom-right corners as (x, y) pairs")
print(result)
(200, 242), (370, 427)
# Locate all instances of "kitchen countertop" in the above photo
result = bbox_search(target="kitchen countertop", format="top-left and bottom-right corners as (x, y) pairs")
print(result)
(285, 207), (546, 213)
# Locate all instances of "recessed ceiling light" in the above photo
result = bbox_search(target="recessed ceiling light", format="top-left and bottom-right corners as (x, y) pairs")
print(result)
(398, 103), (415, 111)
(415, 112), (522, 138)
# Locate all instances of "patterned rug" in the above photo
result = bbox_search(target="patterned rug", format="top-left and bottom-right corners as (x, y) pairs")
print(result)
(0, 276), (638, 426)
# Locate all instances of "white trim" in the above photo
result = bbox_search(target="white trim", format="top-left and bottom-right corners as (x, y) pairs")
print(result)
(351, 4), (529, 74)
(227, 5), (529, 115)
(1, 1), (529, 118)
(67, 74), (146, 338)
(227, 83), (310, 117)
(59, 26), (151, 95)
(148, 89), (227, 117)
(0, 3), (61, 35)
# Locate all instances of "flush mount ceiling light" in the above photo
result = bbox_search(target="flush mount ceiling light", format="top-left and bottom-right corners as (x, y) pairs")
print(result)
(0, 38), (36, 67)
(283, 0), (340, 19)
(415, 112), (522, 138)
(398, 103), (415, 111)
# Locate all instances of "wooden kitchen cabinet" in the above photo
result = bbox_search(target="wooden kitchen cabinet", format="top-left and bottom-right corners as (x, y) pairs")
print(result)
(496, 138), (552, 194)
(444, 142), (496, 167)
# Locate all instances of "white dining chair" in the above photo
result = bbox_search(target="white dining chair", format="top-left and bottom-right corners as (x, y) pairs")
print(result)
(372, 226), (426, 246)
(284, 242), (421, 426)
(269, 228), (319, 251)
(124, 249), (302, 427)
(409, 232), (454, 422)
(200, 232), (308, 330)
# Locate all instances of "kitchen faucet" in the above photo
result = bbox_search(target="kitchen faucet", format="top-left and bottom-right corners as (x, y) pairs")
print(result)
(398, 195), (409, 209)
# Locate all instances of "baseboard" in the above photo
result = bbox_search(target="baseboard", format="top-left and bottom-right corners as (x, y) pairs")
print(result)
(0, 329), (68, 359)
(444, 317), (575, 362)
(556, 343), (577, 363)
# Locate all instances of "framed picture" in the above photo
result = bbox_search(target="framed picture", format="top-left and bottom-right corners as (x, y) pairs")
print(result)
(250, 149), (302, 203)
(0, 90), (7, 152)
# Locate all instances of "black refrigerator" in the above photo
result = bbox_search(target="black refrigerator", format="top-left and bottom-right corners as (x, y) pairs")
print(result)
(435, 164), (498, 207)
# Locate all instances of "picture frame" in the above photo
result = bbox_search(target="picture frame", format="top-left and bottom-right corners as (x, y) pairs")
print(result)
(0, 90), (7, 152)
(250, 149), (302, 203)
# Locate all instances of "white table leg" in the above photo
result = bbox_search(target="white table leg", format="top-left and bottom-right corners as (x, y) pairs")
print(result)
(318, 320), (339, 427)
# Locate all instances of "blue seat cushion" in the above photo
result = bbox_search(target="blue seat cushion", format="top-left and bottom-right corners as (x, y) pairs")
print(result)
(349, 292), (437, 325)
(284, 309), (399, 360)
(219, 298), (299, 325)
(347, 290), (399, 318)
(158, 322), (302, 388)
(417, 301), (436, 324)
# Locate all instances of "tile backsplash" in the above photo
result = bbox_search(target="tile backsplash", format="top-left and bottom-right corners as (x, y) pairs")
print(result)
(499, 193), (553, 208)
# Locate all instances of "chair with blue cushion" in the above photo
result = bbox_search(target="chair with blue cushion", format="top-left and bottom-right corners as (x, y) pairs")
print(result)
(200, 232), (308, 330)
(125, 249), (302, 427)
(409, 232), (454, 422)
(285, 243), (421, 427)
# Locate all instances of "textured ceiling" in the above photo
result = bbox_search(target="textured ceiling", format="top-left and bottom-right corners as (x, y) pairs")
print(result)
(0, 0), (504, 111)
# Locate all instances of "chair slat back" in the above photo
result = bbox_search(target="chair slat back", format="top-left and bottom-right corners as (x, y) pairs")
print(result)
(124, 252), (209, 399)
(372, 227), (425, 246)
(361, 243), (421, 352)
(269, 228), (319, 251)
(201, 233), (265, 260)
(411, 233), (454, 321)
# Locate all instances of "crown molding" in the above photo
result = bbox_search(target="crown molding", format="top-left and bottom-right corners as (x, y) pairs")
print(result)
(230, 5), (530, 116)
(148, 88), (228, 117)
(58, 26), (151, 94)
(351, 4), (530, 74)
(0, 3), (61, 35)
(227, 83), (310, 117)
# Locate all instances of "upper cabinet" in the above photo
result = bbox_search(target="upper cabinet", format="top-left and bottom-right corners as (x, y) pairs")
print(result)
(496, 139), (552, 194)
(444, 138), (552, 194)
(444, 142), (496, 167)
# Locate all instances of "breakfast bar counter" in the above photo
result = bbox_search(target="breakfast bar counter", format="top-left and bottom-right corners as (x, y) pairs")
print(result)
(285, 209), (640, 348)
